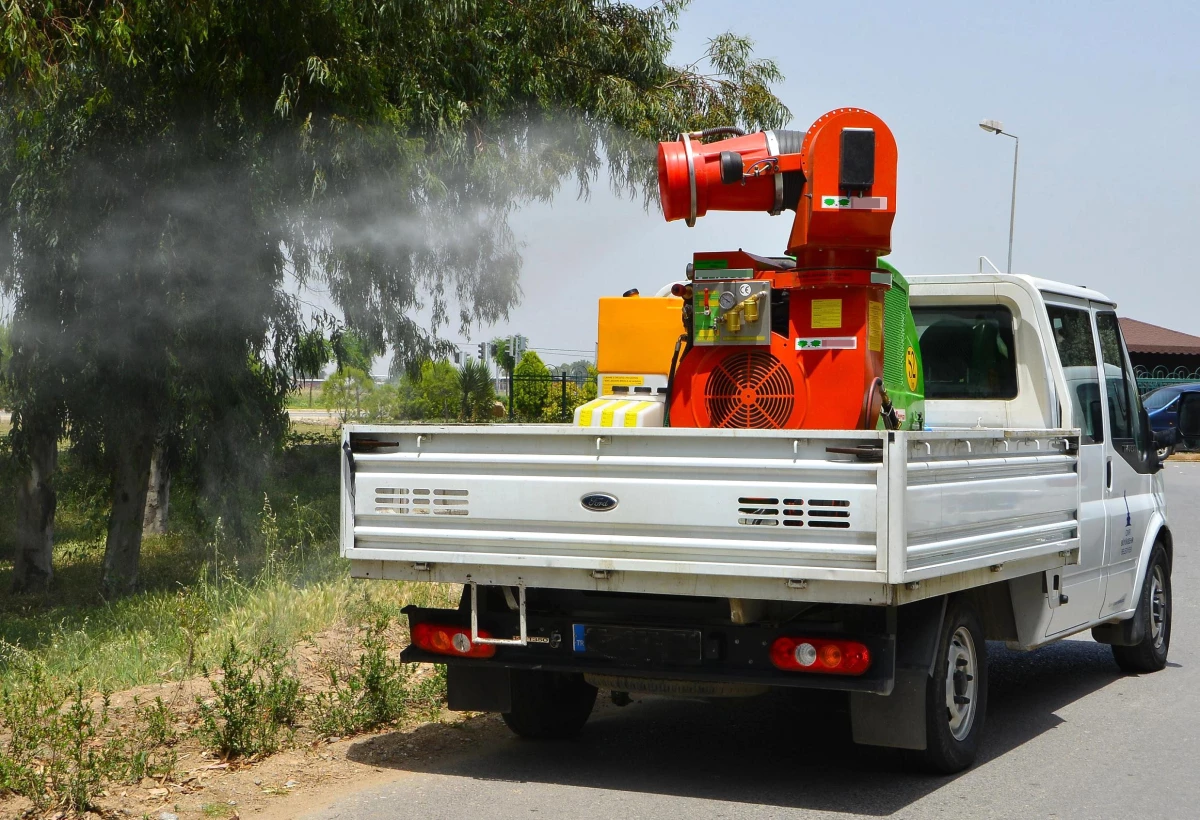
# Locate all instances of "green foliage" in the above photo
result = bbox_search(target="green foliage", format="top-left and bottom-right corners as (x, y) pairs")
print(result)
(197, 639), (304, 759)
(322, 366), (375, 421)
(513, 351), (550, 420)
(413, 360), (459, 421)
(0, 654), (176, 812)
(456, 358), (495, 421)
(330, 329), (375, 374)
(541, 376), (597, 422)
(312, 613), (409, 737)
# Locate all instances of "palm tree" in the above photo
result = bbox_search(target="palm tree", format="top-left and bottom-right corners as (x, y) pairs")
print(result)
(456, 359), (493, 421)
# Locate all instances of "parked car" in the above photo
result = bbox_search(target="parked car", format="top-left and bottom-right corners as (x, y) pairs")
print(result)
(1143, 382), (1200, 455)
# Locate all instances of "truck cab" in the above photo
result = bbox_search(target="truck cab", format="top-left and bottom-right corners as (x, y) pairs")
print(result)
(909, 274), (1169, 641)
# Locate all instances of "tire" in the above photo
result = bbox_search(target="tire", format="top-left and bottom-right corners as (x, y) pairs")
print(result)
(1156, 445), (1170, 462)
(501, 670), (597, 740)
(917, 598), (989, 774)
(1113, 544), (1172, 674)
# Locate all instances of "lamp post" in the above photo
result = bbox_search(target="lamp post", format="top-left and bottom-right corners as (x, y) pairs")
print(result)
(979, 119), (1018, 273)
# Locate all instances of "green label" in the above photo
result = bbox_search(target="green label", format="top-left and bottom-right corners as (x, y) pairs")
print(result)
(693, 259), (729, 270)
(694, 268), (754, 281)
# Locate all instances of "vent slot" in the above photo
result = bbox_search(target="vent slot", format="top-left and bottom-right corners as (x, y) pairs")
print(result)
(804, 498), (850, 528)
(374, 487), (469, 516)
(738, 517), (779, 526)
(736, 495), (780, 526)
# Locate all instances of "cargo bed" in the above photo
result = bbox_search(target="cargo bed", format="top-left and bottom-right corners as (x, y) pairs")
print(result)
(341, 424), (1081, 605)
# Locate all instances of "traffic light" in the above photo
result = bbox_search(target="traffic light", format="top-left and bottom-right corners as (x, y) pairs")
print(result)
(478, 342), (488, 361)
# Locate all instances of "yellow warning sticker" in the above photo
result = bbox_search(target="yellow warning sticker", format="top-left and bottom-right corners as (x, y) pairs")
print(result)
(600, 400), (632, 427)
(576, 398), (607, 426)
(811, 299), (843, 329)
(868, 302), (882, 352)
(600, 374), (645, 394)
(623, 402), (653, 427)
(905, 346), (919, 391)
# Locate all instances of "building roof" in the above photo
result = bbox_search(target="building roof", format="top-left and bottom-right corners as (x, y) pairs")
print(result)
(1119, 317), (1200, 356)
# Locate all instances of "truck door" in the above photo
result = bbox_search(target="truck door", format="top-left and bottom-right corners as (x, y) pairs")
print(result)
(1093, 310), (1154, 619)
(1044, 303), (1106, 634)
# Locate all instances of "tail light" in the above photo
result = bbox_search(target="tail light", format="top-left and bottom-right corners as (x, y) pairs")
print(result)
(411, 623), (496, 659)
(769, 636), (871, 676)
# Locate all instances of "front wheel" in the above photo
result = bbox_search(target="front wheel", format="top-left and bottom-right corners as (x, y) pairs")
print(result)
(1113, 544), (1172, 674)
(917, 598), (989, 774)
(501, 670), (597, 740)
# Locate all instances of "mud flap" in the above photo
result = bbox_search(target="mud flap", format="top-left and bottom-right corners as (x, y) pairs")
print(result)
(447, 665), (513, 712)
(850, 596), (946, 750)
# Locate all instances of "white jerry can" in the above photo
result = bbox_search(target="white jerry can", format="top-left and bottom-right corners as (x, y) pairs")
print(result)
(573, 386), (666, 428)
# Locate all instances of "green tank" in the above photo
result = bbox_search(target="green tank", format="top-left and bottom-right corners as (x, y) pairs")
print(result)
(877, 259), (926, 431)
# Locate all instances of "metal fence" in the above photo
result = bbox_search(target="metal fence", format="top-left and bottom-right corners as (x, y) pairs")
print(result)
(1135, 365), (1200, 395)
(505, 372), (592, 422)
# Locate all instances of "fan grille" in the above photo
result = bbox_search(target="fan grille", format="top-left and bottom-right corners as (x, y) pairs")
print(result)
(704, 350), (795, 429)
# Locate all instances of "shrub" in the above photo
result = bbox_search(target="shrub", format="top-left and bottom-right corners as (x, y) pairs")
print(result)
(0, 660), (126, 812)
(197, 640), (303, 759)
(312, 614), (412, 736)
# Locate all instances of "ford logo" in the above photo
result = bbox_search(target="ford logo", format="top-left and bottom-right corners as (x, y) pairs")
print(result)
(580, 493), (619, 512)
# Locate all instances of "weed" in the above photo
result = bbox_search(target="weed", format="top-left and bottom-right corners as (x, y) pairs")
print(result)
(405, 663), (449, 721)
(0, 660), (124, 812)
(312, 613), (410, 737)
(176, 588), (213, 671)
(197, 640), (304, 759)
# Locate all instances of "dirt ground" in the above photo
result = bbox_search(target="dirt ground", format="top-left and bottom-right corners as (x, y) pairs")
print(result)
(0, 621), (488, 820)
(1, 703), (505, 819)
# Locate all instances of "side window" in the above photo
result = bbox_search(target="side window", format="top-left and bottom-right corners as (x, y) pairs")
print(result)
(913, 306), (1018, 399)
(1047, 305), (1102, 443)
(1095, 311), (1145, 454)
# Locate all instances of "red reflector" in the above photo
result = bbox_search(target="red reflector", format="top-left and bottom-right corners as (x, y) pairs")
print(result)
(411, 623), (496, 659)
(769, 636), (871, 676)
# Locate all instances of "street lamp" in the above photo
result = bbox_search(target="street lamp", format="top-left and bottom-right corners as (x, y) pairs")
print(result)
(979, 119), (1019, 273)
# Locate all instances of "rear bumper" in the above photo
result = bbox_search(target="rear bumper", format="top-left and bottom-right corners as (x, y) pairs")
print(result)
(400, 605), (897, 695)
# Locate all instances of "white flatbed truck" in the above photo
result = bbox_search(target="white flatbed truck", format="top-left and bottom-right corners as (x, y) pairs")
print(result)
(340, 274), (1174, 772)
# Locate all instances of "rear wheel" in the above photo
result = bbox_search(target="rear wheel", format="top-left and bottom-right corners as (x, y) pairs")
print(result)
(1113, 544), (1171, 674)
(918, 598), (988, 774)
(501, 670), (597, 740)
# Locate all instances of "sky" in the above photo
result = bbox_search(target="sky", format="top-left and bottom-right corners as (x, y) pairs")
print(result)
(343, 0), (1200, 371)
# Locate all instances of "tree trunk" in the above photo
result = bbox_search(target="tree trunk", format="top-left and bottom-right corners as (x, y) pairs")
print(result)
(101, 434), (155, 597)
(11, 420), (58, 594)
(142, 443), (171, 536)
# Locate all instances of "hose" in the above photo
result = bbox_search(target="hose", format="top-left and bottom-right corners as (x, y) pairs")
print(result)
(693, 126), (746, 141)
(664, 333), (689, 428)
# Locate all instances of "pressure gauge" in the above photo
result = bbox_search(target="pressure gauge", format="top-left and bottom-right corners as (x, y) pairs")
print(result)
(718, 291), (736, 310)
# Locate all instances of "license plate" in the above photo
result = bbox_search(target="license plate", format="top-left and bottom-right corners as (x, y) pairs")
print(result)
(572, 624), (702, 666)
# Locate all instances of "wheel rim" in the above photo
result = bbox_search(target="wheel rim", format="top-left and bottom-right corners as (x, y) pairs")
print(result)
(945, 626), (978, 742)
(1150, 565), (1168, 650)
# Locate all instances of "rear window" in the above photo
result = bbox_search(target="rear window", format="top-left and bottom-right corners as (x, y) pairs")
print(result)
(913, 306), (1018, 400)
(1143, 388), (1179, 411)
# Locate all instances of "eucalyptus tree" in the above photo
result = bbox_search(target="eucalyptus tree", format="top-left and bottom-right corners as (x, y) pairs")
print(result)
(1, 0), (788, 594)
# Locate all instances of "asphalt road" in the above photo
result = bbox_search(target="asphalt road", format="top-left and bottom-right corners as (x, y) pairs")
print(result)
(308, 462), (1199, 820)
